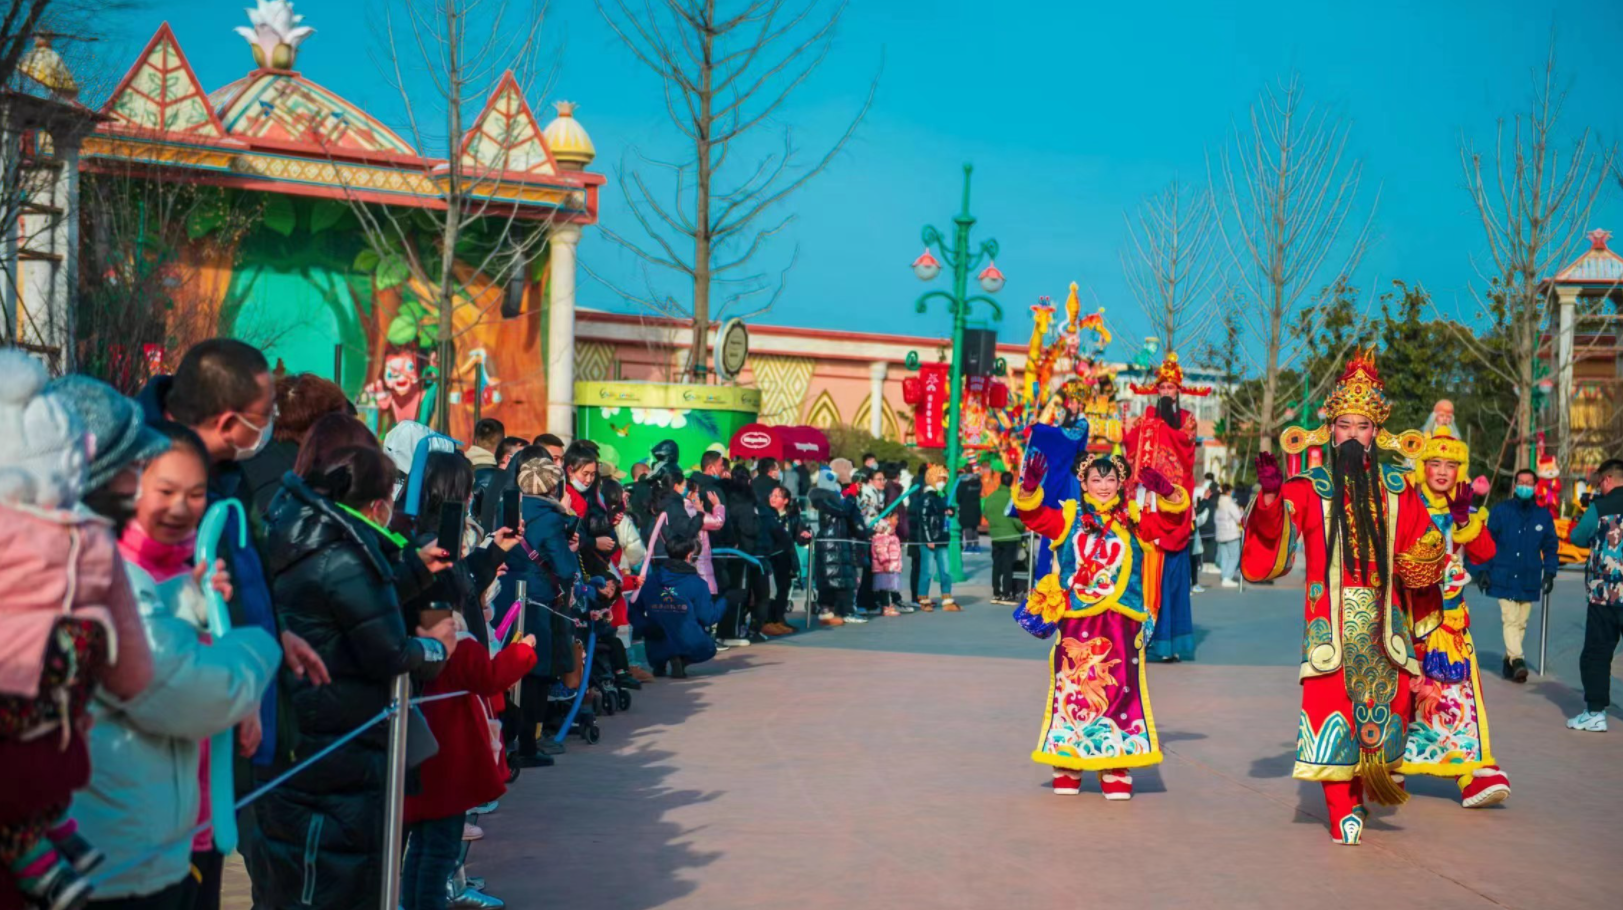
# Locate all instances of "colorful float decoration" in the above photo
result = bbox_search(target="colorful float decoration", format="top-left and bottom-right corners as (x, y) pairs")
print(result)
(984, 282), (1120, 467)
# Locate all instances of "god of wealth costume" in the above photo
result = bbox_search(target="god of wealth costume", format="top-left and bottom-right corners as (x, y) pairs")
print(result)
(1011, 452), (1188, 800)
(1400, 426), (1512, 808)
(1240, 351), (1448, 845)
(1124, 352), (1206, 662)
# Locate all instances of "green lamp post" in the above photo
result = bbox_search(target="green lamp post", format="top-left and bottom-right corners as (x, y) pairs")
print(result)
(911, 163), (1005, 581)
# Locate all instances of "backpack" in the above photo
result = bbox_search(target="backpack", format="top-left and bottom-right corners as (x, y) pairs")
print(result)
(1586, 512), (1623, 604)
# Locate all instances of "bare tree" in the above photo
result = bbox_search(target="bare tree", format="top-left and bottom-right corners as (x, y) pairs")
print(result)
(76, 168), (267, 392)
(1120, 176), (1219, 356)
(1449, 42), (1614, 471)
(590, 0), (876, 379)
(1208, 74), (1378, 452)
(327, 0), (563, 431)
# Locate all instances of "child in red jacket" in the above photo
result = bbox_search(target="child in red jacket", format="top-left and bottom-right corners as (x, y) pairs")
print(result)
(402, 615), (536, 910)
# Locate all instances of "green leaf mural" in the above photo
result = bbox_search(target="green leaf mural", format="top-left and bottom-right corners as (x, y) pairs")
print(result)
(309, 200), (348, 235)
(376, 255), (410, 290)
(263, 194), (297, 236)
(353, 248), (380, 272)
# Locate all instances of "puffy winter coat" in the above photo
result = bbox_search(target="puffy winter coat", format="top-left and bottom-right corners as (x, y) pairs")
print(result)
(404, 634), (536, 824)
(811, 488), (869, 591)
(499, 494), (579, 678)
(629, 561), (726, 666)
(919, 490), (951, 544)
(1471, 496), (1560, 602)
(1214, 495), (1244, 543)
(955, 475), (984, 528)
(72, 563), (278, 900)
(256, 472), (444, 910)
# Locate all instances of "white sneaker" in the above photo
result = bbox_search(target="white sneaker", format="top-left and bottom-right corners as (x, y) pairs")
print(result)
(843, 614), (870, 624)
(1220, 579), (1240, 588)
(1191, 585), (1206, 594)
(721, 638), (752, 648)
(1567, 711), (1608, 732)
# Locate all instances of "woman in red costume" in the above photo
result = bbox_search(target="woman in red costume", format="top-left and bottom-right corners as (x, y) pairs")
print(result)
(1241, 351), (1449, 845)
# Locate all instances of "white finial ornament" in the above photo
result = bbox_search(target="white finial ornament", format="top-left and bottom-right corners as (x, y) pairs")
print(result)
(234, 0), (315, 70)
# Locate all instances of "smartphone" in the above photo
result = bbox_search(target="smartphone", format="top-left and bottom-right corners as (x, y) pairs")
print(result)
(561, 515), (581, 541)
(437, 501), (465, 561)
(501, 488), (522, 533)
(419, 602), (453, 630)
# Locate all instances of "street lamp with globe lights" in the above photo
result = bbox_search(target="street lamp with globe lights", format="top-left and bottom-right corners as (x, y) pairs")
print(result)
(911, 163), (1004, 581)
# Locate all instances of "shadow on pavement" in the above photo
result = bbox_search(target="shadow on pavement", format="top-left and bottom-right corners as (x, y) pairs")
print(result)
(472, 652), (776, 909)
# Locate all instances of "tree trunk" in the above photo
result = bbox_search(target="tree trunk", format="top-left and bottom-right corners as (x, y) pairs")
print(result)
(685, 0), (717, 383)
(436, 1), (464, 432)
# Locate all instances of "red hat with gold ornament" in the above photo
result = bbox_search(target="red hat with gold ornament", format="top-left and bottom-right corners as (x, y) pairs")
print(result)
(1128, 352), (1210, 397)
(1322, 348), (1392, 425)
(1281, 348), (1424, 457)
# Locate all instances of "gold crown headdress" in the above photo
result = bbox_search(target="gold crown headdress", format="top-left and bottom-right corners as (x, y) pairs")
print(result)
(1415, 425), (1468, 465)
(1280, 349), (1423, 458)
(1128, 352), (1211, 397)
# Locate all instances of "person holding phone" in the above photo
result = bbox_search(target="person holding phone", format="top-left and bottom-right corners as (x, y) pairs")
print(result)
(501, 449), (581, 767)
(258, 445), (458, 909)
(405, 453), (524, 652)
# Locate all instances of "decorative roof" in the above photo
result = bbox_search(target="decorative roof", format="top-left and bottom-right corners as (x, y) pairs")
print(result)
(1551, 229), (1623, 285)
(210, 70), (415, 156)
(19, 34), (77, 99)
(461, 72), (558, 177)
(542, 101), (595, 170)
(101, 24), (227, 138)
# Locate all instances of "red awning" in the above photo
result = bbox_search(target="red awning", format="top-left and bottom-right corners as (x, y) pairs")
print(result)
(779, 425), (830, 461)
(727, 424), (831, 462)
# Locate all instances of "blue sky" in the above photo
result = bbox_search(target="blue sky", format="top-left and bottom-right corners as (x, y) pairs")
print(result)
(104, 1), (1623, 362)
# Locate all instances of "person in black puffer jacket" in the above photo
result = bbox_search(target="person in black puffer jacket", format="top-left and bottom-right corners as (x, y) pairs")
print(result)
(810, 486), (869, 624)
(257, 446), (457, 910)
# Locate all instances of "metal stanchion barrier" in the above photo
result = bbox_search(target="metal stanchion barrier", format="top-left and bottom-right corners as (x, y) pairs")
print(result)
(802, 542), (816, 630)
(379, 673), (411, 910)
(1538, 588), (1551, 676)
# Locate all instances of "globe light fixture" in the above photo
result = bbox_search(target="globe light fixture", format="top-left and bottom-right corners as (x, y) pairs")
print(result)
(912, 247), (942, 282)
(978, 260), (1005, 293)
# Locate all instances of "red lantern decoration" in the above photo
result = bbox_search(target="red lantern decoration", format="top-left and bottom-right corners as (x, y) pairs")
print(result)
(902, 376), (923, 405)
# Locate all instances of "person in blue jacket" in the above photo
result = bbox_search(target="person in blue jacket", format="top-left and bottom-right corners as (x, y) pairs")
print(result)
(630, 534), (726, 679)
(1469, 468), (1559, 683)
(499, 447), (580, 767)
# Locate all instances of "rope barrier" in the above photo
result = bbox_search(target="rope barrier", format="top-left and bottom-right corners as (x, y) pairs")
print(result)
(85, 687), (472, 888)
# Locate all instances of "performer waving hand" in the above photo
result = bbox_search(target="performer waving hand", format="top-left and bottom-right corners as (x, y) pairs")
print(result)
(1011, 447), (1187, 801)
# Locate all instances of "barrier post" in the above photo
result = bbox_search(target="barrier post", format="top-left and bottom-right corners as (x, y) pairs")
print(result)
(379, 673), (411, 910)
(1538, 589), (1551, 676)
(802, 543), (816, 630)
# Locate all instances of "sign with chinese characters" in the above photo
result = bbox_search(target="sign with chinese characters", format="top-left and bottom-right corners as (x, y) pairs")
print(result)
(915, 362), (950, 449)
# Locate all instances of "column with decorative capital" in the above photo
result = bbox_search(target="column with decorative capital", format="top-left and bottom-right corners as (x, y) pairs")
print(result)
(547, 223), (583, 440)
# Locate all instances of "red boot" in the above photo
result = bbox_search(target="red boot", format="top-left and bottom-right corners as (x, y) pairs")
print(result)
(1099, 770), (1133, 801)
(1460, 765), (1510, 808)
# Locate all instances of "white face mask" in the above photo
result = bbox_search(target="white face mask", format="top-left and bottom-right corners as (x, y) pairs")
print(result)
(933, 481), (946, 492)
(571, 478), (591, 492)
(232, 412), (275, 461)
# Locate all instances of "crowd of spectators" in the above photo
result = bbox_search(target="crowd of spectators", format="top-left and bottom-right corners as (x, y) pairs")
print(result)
(0, 338), (1007, 910)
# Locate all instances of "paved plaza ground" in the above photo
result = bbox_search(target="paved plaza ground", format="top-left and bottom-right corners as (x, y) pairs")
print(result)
(225, 554), (1622, 909)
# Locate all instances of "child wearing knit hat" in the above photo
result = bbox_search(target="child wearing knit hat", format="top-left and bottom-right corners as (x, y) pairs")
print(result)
(0, 351), (133, 910)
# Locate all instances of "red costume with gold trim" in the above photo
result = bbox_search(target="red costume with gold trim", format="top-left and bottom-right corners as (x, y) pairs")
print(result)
(1240, 352), (1447, 845)
(1400, 427), (1512, 807)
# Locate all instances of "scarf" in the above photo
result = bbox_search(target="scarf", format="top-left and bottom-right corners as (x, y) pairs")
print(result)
(118, 520), (196, 583)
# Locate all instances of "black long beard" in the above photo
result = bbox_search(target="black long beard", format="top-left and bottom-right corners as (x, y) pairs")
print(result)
(1157, 396), (1179, 425)
(1326, 439), (1388, 584)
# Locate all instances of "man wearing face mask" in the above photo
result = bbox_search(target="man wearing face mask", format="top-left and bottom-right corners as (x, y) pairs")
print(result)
(1241, 351), (1449, 846)
(1124, 352), (1205, 663)
(137, 339), (325, 896)
(1471, 468), (1558, 684)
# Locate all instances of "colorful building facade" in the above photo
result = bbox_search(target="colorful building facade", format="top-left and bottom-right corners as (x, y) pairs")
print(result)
(76, 5), (602, 440)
